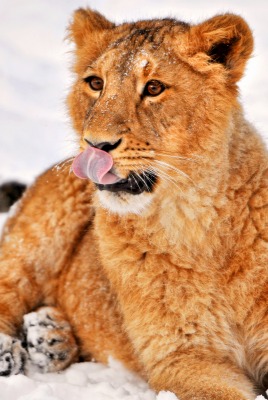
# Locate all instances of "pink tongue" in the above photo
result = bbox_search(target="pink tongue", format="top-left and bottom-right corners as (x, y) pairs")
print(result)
(72, 146), (121, 185)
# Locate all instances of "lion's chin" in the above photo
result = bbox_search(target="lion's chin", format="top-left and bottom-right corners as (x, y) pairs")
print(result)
(97, 190), (154, 215)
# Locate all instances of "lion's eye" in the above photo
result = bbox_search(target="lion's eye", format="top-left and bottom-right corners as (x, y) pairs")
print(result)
(85, 76), (104, 91)
(143, 80), (165, 97)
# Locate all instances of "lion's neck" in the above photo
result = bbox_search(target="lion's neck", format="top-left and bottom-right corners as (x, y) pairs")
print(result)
(95, 184), (226, 262)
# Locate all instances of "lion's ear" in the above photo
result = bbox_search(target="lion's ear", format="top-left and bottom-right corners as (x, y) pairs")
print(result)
(68, 8), (115, 48)
(189, 14), (253, 83)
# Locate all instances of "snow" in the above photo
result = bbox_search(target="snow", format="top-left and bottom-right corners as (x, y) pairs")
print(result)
(0, 0), (267, 399)
(138, 59), (149, 68)
(0, 358), (161, 400)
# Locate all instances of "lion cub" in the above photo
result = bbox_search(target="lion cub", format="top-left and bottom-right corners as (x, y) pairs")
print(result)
(0, 8), (267, 400)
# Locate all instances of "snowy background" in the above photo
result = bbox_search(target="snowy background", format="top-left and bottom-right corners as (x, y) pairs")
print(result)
(0, 0), (267, 399)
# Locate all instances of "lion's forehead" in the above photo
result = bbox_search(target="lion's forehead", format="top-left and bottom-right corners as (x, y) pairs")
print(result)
(92, 20), (189, 77)
(96, 44), (177, 81)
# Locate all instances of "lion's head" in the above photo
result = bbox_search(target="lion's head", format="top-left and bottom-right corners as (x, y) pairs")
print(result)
(68, 9), (253, 214)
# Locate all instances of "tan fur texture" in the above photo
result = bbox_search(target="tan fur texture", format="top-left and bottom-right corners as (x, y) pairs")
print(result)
(1, 8), (268, 399)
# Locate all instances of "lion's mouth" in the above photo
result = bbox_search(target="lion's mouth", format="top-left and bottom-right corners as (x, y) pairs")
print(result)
(71, 146), (157, 195)
(96, 171), (157, 195)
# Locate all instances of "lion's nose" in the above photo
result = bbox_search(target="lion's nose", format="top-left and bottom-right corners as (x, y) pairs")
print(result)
(84, 138), (122, 153)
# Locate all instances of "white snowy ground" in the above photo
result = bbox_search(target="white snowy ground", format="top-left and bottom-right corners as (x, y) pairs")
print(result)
(0, 0), (268, 399)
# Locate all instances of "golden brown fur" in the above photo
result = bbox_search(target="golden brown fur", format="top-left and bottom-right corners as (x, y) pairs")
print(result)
(0, 8), (268, 399)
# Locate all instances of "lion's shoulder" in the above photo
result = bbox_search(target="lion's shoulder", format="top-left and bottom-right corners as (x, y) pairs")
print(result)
(1, 159), (95, 243)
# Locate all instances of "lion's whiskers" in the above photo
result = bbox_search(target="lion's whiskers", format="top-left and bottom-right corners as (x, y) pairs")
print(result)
(152, 159), (196, 186)
(153, 151), (204, 163)
(138, 161), (183, 192)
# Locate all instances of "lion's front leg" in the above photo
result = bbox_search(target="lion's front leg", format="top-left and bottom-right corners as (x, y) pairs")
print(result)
(0, 162), (94, 375)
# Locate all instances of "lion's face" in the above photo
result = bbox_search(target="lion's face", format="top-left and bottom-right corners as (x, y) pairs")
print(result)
(68, 10), (253, 214)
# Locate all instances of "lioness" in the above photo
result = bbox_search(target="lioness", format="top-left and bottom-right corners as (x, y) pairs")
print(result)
(0, 8), (267, 400)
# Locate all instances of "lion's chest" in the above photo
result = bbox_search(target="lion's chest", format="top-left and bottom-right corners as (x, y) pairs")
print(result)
(96, 211), (212, 302)
(96, 220), (231, 343)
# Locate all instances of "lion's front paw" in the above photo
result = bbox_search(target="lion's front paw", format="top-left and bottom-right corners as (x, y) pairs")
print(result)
(23, 307), (78, 373)
(0, 333), (27, 376)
